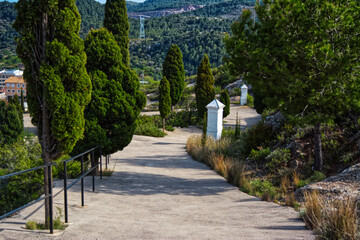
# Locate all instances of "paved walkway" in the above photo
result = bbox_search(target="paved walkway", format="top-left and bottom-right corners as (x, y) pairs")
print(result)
(0, 126), (313, 240)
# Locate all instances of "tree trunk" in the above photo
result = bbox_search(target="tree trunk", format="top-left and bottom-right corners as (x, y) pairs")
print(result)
(162, 118), (165, 133)
(313, 123), (323, 171)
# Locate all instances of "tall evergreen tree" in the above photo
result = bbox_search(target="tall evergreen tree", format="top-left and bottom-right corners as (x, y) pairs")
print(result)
(220, 89), (230, 118)
(195, 54), (215, 119)
(224, 0), (360, 171)
(73, 28), (146, 156)
(159, 76), (171, 132)
(14, 0), (91, 227)
(0, 101), (23, 146)
(8, 95), (23, 129)
(163, 45), (185, 108)
(20, 88), (25, 112)
(104, 0), (130, 67)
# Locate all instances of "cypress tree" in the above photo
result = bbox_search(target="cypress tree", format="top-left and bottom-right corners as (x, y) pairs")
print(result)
(163, 45), (185, 108)
(104, 0), (130, 67)
(220, 89), (230, 118)
(14, 0), (91, 227)
(72, 28), (146, 156)
(195, 54), (215, 119)
(8, 95), (23, 127)
(0, 101), (23, 146)
(159, 76), (171, 132)
(20, 88), (25, 112)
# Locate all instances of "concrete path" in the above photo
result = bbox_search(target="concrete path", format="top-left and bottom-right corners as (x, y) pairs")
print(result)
(0, 126), (313, 240)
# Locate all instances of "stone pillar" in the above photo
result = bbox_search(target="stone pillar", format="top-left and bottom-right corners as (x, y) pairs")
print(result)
(206, 99), (225, 140)
(240, 84), (248, 105)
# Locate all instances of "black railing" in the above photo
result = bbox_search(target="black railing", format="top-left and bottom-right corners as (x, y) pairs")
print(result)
(0, 146), (108, 234)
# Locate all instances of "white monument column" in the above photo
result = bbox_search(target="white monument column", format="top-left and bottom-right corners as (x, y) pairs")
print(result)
(240, 84), (248, 105)
(206, 99), (225, 140)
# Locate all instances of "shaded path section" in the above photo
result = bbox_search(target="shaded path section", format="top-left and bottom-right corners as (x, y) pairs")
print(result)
(0, 127), (313, 239)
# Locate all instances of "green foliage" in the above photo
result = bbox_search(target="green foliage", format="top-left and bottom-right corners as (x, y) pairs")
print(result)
(0, 101), (23, 146)
(265, 148), (291, 174)
(225, 0), (360, 125)
(104, 0), (130, 66)
(25, 207), (66, 230)
(135, 123), (165, 137)
(202, 112), (207, 147)
(195, 54), (215, 119)
(0, 137), (43, 216)
(182, 0), (256, 18)
(213, 64), (238, 88)
(14, 0), (92, 161)
(249, 147), (271, 163)
(246, 94), (254, 107)
(220, 89), (230, 118)
(253, 90), (266, 114)
(159, 76), (171, 119)
(129, 15), (233, 78)
(127, 0), (238, 12)
(250, 179), (277, 201)
(163, 45), (185, 107)
(73, 28), (146, 156)
(20, 89), (25, 112)
(235, 111), (240, 139)
(244, 121), (273, 154)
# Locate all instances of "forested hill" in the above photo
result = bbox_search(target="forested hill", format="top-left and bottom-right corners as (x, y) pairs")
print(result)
(182, 0), (255, 18)
(128, 0), (231, 12)
(128, 15), (233, 78)
(0, 0), (255, 77)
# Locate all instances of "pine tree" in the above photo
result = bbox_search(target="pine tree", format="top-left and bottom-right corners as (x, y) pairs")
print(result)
(14, 0), (91, 227)
(104, 0), (130, 67)
(224, 0), (360, 171)
(159, 76), (171, 132)
(72, 28), (146, 156)
(220, 89), (230, 118)
(163, 45), (185, 108)
(195, 54), (215, 119)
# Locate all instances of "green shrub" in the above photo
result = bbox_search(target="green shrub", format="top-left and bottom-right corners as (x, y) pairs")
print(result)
(265, 148), (291, 173)
(250, 179), (277, 201)
(135, 123), (165, 137)
(246, 94), (254, 107)
(244, 121), (274, 154)
(249, 147), (271, 163)
(0, 137), (43, 216)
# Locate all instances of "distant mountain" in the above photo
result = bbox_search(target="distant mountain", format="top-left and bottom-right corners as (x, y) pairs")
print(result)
(182, 0), (255, 18)
(0, 0), (256, 78)
(127, 0), (231, 12)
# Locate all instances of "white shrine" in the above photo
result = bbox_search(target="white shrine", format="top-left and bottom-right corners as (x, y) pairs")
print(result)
(240, 84), (248, 105)
(206, 99), (225, 140)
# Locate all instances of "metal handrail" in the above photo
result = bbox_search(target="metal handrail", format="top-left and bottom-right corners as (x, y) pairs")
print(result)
(0, 146), (106, 234)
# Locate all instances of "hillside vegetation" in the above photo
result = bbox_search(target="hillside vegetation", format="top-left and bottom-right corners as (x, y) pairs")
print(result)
(0, 0), (254, 78)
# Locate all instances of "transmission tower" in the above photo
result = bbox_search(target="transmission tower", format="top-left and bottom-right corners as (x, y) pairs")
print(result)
(139, 15), (149, 39)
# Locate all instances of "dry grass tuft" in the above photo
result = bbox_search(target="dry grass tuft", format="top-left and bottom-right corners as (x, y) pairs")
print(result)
(301, 191), (359, 239)
(280, 175), (290, 194)
(302, 191), (323, 230)
(293, 170), (300, 189)
(285, 192), (295, 207)
(319, 197), (359, 240)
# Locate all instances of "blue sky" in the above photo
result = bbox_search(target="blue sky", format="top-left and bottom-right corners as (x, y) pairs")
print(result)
(0, 0), (146, 3)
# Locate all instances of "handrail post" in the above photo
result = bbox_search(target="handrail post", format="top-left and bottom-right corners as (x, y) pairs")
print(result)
(81, 155), (84, 206)
(92, 151), (95, 192)
(63, 162), (68, 223)
(100, 147), (102, 179)
(48, 164), (54, 234)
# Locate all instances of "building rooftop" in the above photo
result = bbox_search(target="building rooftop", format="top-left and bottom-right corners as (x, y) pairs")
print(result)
(5, 76), (25, 84)
(0, 69), (24, 77)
